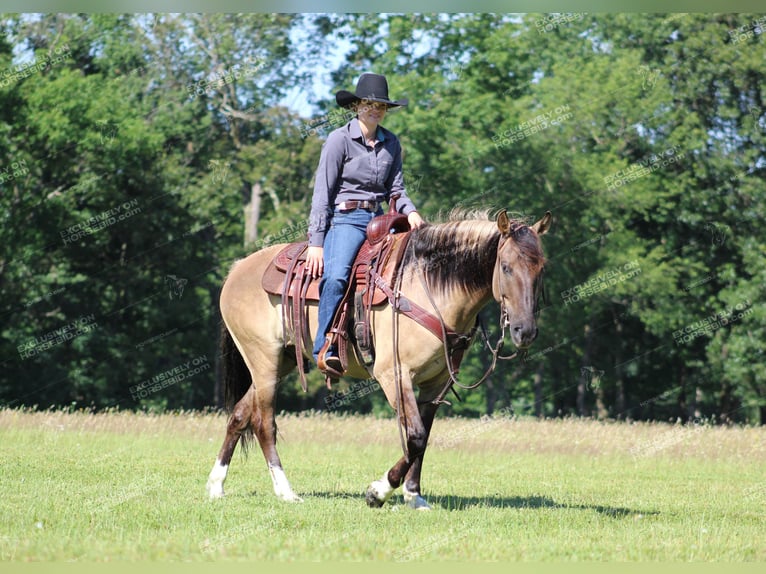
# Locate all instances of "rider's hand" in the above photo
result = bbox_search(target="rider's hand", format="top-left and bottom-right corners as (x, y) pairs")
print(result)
(408, 211), (426, 229)
(306, 246), (324, 278)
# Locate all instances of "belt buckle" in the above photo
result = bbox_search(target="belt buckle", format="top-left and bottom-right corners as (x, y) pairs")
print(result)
(338, 200), (376, 212)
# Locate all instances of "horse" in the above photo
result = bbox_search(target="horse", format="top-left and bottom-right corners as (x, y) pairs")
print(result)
(206, 209), (551, 509)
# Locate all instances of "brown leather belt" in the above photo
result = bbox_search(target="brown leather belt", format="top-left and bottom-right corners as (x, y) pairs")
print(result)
(337, 200), (379, 212)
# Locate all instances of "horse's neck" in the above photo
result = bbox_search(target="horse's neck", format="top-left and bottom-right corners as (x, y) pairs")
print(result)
(427, 281), (493, 335)
(402, 220), (498, 333)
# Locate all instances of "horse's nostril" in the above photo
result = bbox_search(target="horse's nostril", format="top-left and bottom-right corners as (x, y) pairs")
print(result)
(512, 324), (537, 344)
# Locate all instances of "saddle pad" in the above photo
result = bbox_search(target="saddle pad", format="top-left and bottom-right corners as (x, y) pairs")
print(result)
(261, 234), (410, 305)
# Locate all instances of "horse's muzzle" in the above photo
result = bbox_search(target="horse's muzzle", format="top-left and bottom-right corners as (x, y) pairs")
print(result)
(501, 305), (538, 349)
(510, 321), (538, 349)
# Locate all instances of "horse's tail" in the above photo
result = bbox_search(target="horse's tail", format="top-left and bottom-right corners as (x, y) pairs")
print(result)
(219, 318), (255, 453)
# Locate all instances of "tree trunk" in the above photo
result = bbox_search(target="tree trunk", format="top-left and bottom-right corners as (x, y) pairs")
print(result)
(719, 382), (734, 425)
(577, 323), (593, 417)
(213, 286), (224, 410)
(534, 362), (544, 418)
(614, 377), (625, 420)
(678, 364), (688, 421)
(483, 347), (496, 415)
(691, 385), (702, 420)
(576, 376), (586, 417)
(613, 315), (626, 418)
(595, 383), (608, 420)
(244, 181), (262, 247)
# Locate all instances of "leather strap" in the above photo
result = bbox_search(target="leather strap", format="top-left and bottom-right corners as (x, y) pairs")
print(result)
(280, 243), (309, 392)
(292, 265), (310, 392)
(337, 200), (379, 212)
(371, 271), (474, 375)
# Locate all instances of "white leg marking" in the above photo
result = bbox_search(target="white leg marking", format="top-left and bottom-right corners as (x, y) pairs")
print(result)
(206, 459), (228, 500)
(269, 464), (303, 503)
(369, 473), (395, 504)
(402, 484), (432, 510)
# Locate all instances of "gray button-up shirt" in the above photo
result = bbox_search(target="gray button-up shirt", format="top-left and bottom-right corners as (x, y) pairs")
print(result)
(308, 118), (417, 247)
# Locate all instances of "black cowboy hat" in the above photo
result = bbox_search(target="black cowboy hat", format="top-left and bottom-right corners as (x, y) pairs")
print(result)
(335, 73), (409, 109)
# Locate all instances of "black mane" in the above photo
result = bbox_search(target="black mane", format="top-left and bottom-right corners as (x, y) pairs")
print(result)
(401, 211), (545, 295)
(402, 215), (501, 294)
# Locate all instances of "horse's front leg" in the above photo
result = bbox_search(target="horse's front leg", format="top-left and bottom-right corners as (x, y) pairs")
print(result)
(365, 379), (430, 509)
(401, 400), (440, 510)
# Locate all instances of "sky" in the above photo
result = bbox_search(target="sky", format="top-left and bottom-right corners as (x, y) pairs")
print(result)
(278, 18), (353, 117)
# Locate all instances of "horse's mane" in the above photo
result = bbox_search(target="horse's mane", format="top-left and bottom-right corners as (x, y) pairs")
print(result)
(401, 208), (544, 294)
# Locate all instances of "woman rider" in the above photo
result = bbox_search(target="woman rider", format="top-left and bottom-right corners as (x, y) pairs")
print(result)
(306, 73), (425, 375)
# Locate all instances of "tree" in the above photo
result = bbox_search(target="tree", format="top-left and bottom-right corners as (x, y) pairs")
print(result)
(2, 13), (763, 424)
(0, 13), (325, 410)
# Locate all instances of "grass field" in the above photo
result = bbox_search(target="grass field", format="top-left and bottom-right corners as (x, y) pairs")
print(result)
(0, 408), (764, 561)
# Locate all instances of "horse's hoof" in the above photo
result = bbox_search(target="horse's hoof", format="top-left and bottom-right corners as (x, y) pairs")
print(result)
(365, 487), (385, 508)
(403, 487), (431, 510)
(366, 476), (394, 508)
(206, 481), (224, 500)
(277, 492), (304, 503)
(207, 488), (224, 500)
(207, 460), (227, 500)
(406, 495), (432, 510)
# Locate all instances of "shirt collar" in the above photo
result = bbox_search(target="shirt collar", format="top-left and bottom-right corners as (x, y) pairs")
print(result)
(350, 118), (386, 142)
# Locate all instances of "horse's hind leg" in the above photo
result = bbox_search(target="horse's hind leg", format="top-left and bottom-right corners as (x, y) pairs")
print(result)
(252, 361), (303, 503)
(206, 386), (256, 499)
(207, 340), (301, 502)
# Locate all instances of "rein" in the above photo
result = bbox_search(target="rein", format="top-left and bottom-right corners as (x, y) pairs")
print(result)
(383, 224), (543, 458)
(417, 235), (524, 408)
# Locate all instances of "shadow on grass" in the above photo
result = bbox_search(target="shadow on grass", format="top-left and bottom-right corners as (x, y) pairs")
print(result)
(431, 495), (659, 517)
(302, 490), (658, 517)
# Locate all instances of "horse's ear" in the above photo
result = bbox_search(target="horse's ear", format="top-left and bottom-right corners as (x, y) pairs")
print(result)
(531, 211), (552, 236)
(497, 209), (511, 235)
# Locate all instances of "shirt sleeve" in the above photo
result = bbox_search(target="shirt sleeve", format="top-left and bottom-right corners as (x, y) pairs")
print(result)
(385, 139), (417, 215)
(308, 130), (345, 247)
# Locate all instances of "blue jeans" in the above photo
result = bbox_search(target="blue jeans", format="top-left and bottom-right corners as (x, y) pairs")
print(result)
(312, 208), (378, 360)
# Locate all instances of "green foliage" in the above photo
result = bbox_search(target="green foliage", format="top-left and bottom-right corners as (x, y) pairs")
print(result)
(1, 13), (764, 423)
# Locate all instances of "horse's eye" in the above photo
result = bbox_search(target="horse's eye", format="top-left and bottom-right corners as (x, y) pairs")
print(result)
(501, 263), (512, 275)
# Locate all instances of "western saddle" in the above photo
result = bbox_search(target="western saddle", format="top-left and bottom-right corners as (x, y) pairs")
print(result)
(261, 200), (476, 390)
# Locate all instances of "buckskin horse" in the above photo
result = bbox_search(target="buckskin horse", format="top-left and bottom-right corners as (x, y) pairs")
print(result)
(206, 209), (551, 509)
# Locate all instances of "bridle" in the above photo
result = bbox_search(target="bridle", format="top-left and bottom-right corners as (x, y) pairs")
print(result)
(390, 225), (545, 459)
(422, 228), (545, 407)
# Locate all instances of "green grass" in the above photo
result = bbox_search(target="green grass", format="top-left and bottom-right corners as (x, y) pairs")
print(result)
(0, 408), (764, 561)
